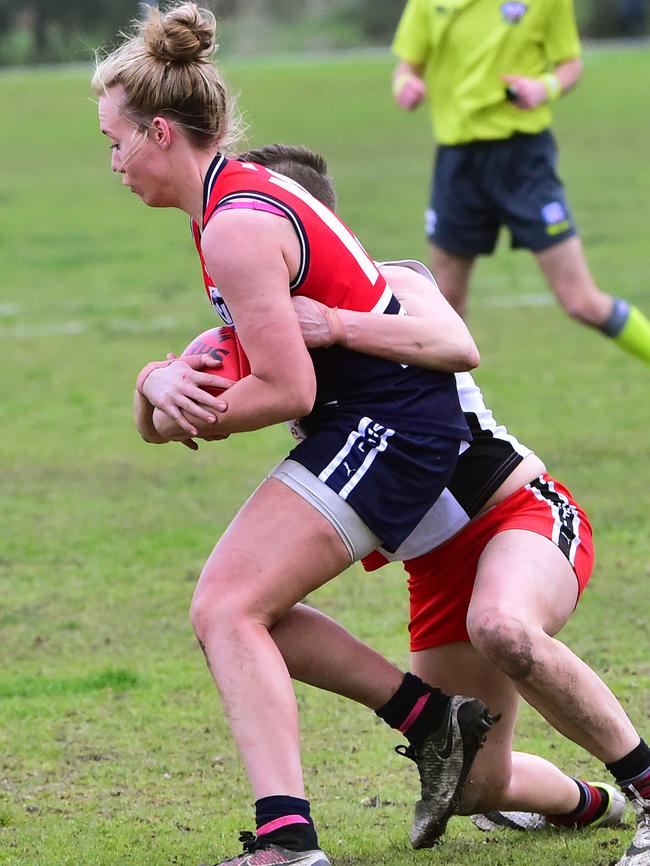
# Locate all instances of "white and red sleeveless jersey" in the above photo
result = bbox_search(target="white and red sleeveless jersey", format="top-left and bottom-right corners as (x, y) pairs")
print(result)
(190, 155), (470, 440)
(361, 368), (534, 567)
(361, 261), (534, 569)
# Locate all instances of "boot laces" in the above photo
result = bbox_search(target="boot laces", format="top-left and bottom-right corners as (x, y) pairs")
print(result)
(239, 831), (270, 854)
(626, 785), (650, 818)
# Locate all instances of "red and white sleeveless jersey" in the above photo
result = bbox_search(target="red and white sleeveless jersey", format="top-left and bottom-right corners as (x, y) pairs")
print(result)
(190, 154), (470, 440)
(192, 154), (395, 320)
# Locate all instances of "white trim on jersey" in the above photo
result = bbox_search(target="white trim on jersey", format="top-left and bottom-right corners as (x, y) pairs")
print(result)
(455, 372), (532, 455)
(204, 154), (227, 213)
(370, 285), (395, 314)
(377, 259), (440, 287)
(527, 478), (581, 567)
(268, 173), (381, 286)
(319, 423), (366, 484)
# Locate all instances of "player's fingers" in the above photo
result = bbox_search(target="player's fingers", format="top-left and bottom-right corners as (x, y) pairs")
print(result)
(166, 409), (199, 437)
(408, 80), (425, 99)
(173, 353), (224, 372)
(166, 352), (178, 360)
(182, 400), (216, 424)
(513, 92), (532, 110)
(180, 438), (199, 451)
(407, 93), (424, 110)
(177, 390), (223, 419)
(157, 395), (205, 434)
(181, 353), (210, 370)
(193, 373), (236, 393)
(293, 295), (337, 347)
(200, 353), (223, 368)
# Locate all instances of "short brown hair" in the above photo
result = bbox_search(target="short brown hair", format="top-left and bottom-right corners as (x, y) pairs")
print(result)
(238, 144), (337, 211)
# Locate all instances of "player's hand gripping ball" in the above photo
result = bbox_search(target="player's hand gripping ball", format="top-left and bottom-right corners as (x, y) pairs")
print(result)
(181, 326), (250, 397)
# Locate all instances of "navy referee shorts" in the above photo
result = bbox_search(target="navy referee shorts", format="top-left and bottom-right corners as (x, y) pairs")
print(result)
(426, 129), (577, 256)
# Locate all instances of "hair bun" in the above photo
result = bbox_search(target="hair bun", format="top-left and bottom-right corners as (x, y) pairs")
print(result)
(143, 2), (217, 64)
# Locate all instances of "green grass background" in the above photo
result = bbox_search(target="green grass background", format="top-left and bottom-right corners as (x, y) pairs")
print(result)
(1, 46), (649, 865)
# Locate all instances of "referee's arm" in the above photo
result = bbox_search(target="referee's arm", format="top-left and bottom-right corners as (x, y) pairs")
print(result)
(391, 0), (430, 111)
(551, 57), (583, 95)
(393, 60), (427, 111)
(502, 57), (583, 111)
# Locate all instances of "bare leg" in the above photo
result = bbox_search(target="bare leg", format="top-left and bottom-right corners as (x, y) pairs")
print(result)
(536, 236), (613, 326)
(271, 604), (581, 816)
(270, 603), (403, 709)
(269, 595), (497, 847)
(411, 643), (581, 815)
(190, 478), (354, 800)
(430, 243), (476, 319)
(467, 530), (640, 764)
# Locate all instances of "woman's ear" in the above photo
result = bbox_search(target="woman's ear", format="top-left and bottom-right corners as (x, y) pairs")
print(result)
(150, 116), (172, 148)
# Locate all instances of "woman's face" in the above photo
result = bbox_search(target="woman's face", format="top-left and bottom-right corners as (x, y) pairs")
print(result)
(98, 86), (172, 208)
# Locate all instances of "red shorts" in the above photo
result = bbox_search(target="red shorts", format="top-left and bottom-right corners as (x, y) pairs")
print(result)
(406, 474), (594, 652)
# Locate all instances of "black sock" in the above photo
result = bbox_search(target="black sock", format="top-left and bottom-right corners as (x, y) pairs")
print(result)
(600, 297), (630, 336)
(606, 739), (650, 799)
(255, 795), (318, 851)
(375, 672), (450, 748)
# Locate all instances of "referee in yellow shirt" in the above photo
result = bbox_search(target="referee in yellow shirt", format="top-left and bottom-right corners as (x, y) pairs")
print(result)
(392, 0), (650, 367)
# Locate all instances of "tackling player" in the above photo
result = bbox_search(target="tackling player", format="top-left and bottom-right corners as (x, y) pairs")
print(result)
(237, 143), (650, 866)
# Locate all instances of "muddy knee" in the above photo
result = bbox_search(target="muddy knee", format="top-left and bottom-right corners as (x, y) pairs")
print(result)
(467, 610), (537, 681)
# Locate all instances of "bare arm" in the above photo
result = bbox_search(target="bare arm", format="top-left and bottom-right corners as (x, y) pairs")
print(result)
(135, 354), (233, 447)
(154, 210), (315, 441)
(134, 388), (167, 444)
(552, 57), (583, 93)
(502, 57), (583, 110)
(294, 263), (479, 372)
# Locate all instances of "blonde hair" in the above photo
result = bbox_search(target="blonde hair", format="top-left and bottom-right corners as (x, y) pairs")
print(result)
(92, 2), (242, 152)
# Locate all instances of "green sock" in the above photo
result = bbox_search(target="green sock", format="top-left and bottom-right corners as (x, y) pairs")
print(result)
(613, 305), (650, 365)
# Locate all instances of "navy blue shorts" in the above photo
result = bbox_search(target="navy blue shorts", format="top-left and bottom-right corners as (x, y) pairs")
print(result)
(426, 130), (577, 256)
(288, 412), (462, 553)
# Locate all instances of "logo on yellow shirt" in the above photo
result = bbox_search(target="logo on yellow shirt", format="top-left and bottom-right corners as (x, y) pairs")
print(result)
(500, 2), (528, 23)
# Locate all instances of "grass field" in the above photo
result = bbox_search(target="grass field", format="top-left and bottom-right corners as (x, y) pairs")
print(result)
(1, 46), (649, 866)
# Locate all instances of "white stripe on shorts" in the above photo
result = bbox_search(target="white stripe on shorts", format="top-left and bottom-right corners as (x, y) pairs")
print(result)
(317, 417), (396, 500)
(338, 425), (395, 499)
(318, 418), (369, 484)
(527, 477), (580, 567)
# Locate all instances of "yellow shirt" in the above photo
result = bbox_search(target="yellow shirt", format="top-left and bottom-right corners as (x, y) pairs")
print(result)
(392, 0), (581, 144)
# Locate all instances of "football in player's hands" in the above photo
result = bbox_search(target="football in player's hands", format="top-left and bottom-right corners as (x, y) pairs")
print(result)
(181, 326), (250, 396)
